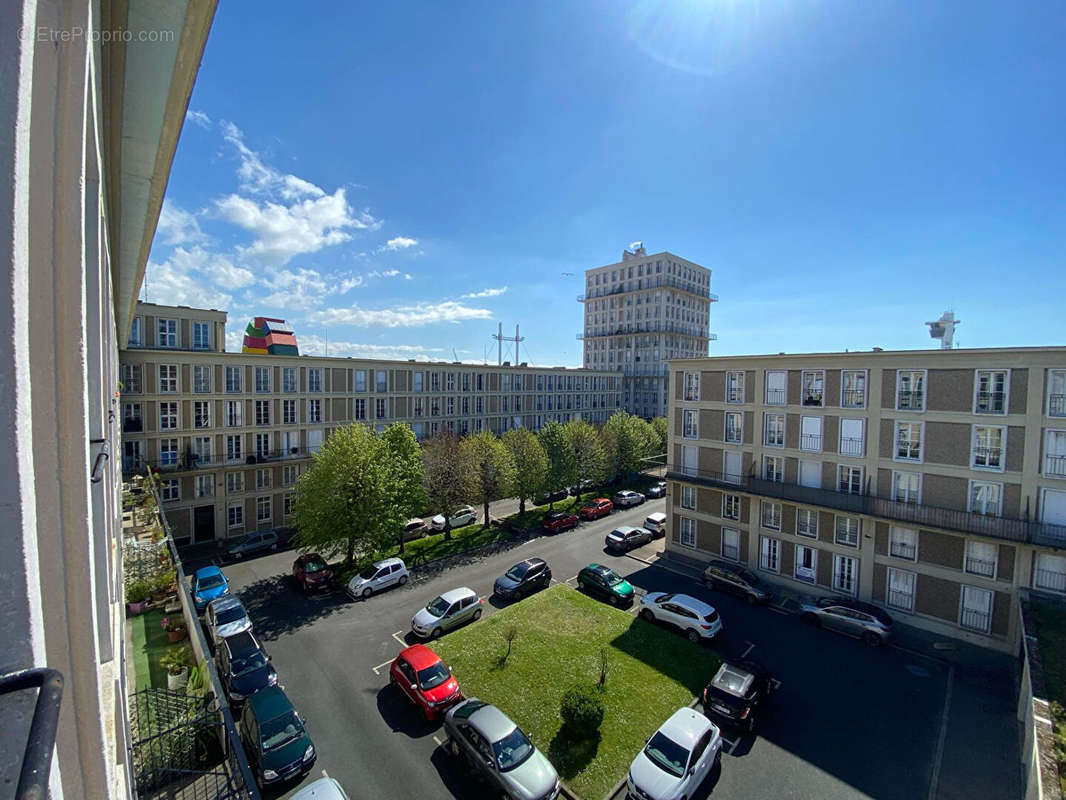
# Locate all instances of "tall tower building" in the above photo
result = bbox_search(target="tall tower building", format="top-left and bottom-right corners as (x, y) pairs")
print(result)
(579, 244), (716, 418)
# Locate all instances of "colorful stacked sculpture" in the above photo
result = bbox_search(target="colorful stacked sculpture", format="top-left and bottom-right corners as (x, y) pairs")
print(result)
(242, 317), (299, 356)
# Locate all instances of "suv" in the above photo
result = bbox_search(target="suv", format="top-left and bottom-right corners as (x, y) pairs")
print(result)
(402, 518), (427, 542)
(643, 511), (667, 537)
(346, 557), (408, 599)
(800, 596), (893, 646)
(580, 498), (613, 520)
(493, 558), (552, 600)
(430, 506), (478, 531)
(703, 561), (771, 605)
(541, 511), (579, 533)
(292, 553), (333, 593)
(444, 698), (560, 800)
(576, 563), (634, 606)
(701, 659), (774, 733)
(639, 592), (723, 643)
(225, 529), (279, 560)
(205, 595), (252, 645)
(646, 481), (667, 499)
(612, 490), (645, 508)
(626, 707), (721, 800)
(216, 630), (277, 709)
(411, 587), (482, 639)
(238, 686), (316, 789)
(604, 525), (652, 553)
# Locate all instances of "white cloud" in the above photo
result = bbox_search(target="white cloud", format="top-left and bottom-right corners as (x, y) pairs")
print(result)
(225, 329), (245, 352)
(221, 121), (327, 201)
(145, 246), (234, 310)
(462, 286), (508, 299)
(339, 275), (365, 293)
(186, 109), (212, 129)
(367, 269), (401, 279)
(156, 199), (206, 246)
(307, 300), (493, 328)
(258, 266), (333, 311)
(381, 236), (418, 251)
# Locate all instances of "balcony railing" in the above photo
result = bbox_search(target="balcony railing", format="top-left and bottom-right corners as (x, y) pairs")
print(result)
(1034, 568), (1066, 593)
(577, 321), (715, 340)
(802, 394), (824, 407)
(578, 276), (717, 303)
(726, 387), (744, 403)
(841, 389), (866, 408)
(1045, 455), (1066, 478)
(839, 437), (864, 457)
(800, 433), (822, 452)
(972, 445), (1003, 468)
(964, 555), (997, 578)
(975, 391), (1006, 414)
(897, 390), (925, 410)
(1051, 394), (1066, 417)
(125, 448), (315, 477)
(887, 590), (914, 611)
(0, 667), (64, 800)
(889, 540), (917, 560)
(960, 607), (991, 633)
(765, 389), (786, 405)
(665, 463), (1066, 547)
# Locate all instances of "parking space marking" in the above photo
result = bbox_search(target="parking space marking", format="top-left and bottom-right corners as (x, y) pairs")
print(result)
(391, 630), (406, 647)
(432, 735), (443, 748)
(321, 769), (329, 778)
(927, 664), (954, 800)
(770, 678), (782, 690)
(371, 659), (393, 675)
(720, 735), (741, 755)
(564, 574), (579, 584)
(740, 641), (755, 659)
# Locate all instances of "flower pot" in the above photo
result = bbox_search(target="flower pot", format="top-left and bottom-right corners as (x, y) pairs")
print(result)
(167, 665), (189, 691)
(167, 628), (187, 643)
(126, 600), (149, 616)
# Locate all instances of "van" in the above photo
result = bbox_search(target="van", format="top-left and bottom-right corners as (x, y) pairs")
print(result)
(643, 512), (667, 538)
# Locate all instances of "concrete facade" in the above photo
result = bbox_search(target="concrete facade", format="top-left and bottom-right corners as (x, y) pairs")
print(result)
(665, 346), (1066, 653)
(579, 245), (715, 420)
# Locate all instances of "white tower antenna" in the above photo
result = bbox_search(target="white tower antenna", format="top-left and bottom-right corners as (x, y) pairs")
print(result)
(926, 311), (961, 349)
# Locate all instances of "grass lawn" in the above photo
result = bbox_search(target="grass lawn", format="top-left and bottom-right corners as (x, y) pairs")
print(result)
(128, 608), (172, 691)
(1027, 596), (1066, 794)
(431, 584), (721, 799)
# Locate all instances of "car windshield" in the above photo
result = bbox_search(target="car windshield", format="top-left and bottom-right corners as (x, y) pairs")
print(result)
(505, 564), (530, 581)
(232, 651), (269, 676)
(216, 606), (246, 625)
(417, 663), (451, 691)
(644, 731), (689, 778)
(198, 575), (225, 590)
(600, 569), (623, 586)
(493, 726), (534, 772)
(359, 565), (379, 580)
(711, 664), (754, 697)
(260, 710), (304, 751)
(426, 596), (450, 617)
(304, 558), (327, 573)
(738, 569), (761, 585)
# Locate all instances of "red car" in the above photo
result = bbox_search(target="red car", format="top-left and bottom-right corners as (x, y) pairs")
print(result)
(292, 553), (333, 592)
(580, 498), (614, 520)
(542, 511), (579, 533)
(389, 644), (463, 720)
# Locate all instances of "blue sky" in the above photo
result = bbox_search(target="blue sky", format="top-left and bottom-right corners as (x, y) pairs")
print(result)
(149, 0), (1066, 364)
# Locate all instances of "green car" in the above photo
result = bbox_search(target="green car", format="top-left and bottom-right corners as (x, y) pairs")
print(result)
(238, 685), (316, 788)
(577, 563), (635, 606)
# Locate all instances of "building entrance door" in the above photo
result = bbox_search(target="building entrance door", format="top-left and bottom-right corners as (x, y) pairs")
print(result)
(194, 505), (215, 543)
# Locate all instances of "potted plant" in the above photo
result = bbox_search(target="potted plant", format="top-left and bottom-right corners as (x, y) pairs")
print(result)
(161, 615), (187, 643)
(125, 580), (151, 615)
(161, 645), (191, 691)
(151, 569), (177, 601)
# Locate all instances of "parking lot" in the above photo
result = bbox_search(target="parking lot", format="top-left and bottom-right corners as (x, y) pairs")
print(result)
(204, 498), (1020, 800)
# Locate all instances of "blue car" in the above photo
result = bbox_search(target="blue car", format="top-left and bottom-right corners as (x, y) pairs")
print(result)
(192, 566), (229, 613)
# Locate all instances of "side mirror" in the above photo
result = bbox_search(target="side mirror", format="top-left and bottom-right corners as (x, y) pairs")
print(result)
(410, 684), (418, 692)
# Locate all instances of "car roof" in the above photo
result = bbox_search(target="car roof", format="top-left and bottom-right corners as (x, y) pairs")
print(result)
(610, 526), (640, 535)
(818, 596), (893, 624)
(289, 777), (350, 800)
(658, 707), (713, 747)
(547, 511), (569, 518)
(194, 565), (224, 580)
(246, 685), (293, 719)
(209, 595), (244, 613)
(523, 558), (546, 567)
(587, 498), (609, 504)
(438, 586), (476, 603)
(468, 702), (518, 741)
(645, 512), (667, 520)
(666, 593), (716, 616)
(373, 557), (405, 569)
(399, 643), (443, 670)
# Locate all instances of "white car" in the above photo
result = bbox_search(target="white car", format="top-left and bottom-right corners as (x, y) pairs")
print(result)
(411, 586), (482, 639)
(612, 490), (646, 508)
(430, 505), (478, 531)
(289, 777), (351, 800)
(639, 592), (723, 643)
(205, 595), (252, 645)
(627, 707), (722, 800)
(346, 557), (409, 599)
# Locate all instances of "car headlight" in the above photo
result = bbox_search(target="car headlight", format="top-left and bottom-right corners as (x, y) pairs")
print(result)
(229, 691), (245, 701)
(263, 769), (278, 780)
(303, 745), (315, 761)
(267, 672), (278, 686)
(193, 594), (203, 603)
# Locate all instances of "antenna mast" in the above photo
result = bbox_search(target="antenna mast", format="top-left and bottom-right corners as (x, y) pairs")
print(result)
(492, 323), (525, 365)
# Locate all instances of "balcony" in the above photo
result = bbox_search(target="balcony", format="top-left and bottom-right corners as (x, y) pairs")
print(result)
(897, 390), (925, 410)
(800, 433), (822, 452)
(972, 445), (1003, 469)
(965, 555), (997, 578)
(887, 590), (915, 611)
(665, 463), (1066, 547)
(1045, 455), (1066, 478)
(841, 389), (866, 408)
(802, 394), (824, 408)
(726, 387), (744, 403)
(1051, 394), (1066, 417)
(975, 391), (1006, 414)
(839, 437), (864, 457)
(765, 389), (786, 405)
(1034, 568), (1066, 593)
(960, 607), (991, 633)
(889, 540), (917, 560)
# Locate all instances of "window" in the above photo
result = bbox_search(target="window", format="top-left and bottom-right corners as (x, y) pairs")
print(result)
(679, 517), (697, 548)
(722, 494), (740, 520)
(839, 418), (865, 457)
(795, 545), (816, 583)
(680, 485), (696, 510)
(158, 365), (178, 393)
(969, 481), (1003, 516)
(800, 416), (822, 452)
(972, 425), (1005, 470)
(128, 316), (143, 346)
(833, 554), (858, 595)
(195, 475), (214, 498)
(974, 370), (1007, 414)
(725, 412), (742, 443)
(721, 528), (741, 561)
(682, 409), (698, 439)
(834, 516), (860, 547)
(122, 402), (143, 432)
(254, 433), (270, 459)
(193, 365), (211, 394)
(431, 372), (441, 392)
(308, 399), (321, 423)
(764, 413), (784, 447)
(284, 494), (296, 518)
(759, 536), (780, 572)
(761, 501), (781, 531)
(726, 371), (745, 403)
(193, 321), (210, 350)
(763, 455), (783, 483)
(159, 401), (177, 430)
(801, 370), (824, 407)
(959, 585), (992, 632)
(282, 465), (298, 486)
(462, 373), (471, 392)
(160, 479), (179, 501)
(308, 368), (323, 393)
(226, 435), (242, 463)
(1049, 370), (1066, 417)
(228, 503), (244, 529)
(892, 470), (922, 504)
(1045, 430), (1066, 478)
(226, 472), (244, 494)
(837, 465), (863, 495)
(889, 526), (917, 560)
(120, 363), (141, 393)
(159, 438), (178, 467)
(157, 318), (177, 348)
(887, 568), (916, 612)
(964, 540), (998, 578)
(376, 370), (388, 393)
(376, 398), (386, 419)
(897, 370), (926, 411)
(841, 370), (866, 408)
(255, 400), (270, 426)
(256, 468), (271, 490)
(894, 421), (923, 462)
(765, 371), (786, 405)
(283, 367), (297, 393)
(683, 371), (700, 401)
(354, 370), (367, 392)
(413, 371), (424, 393)
(225, 366), (242, 393)
(255, 366), (271, 393)
(1034, 553), (1066, 593)
(797, 508), (818, 538)
(194, 401), (210, 429)
(226, 400), (243, 427)
(355, 398), (367, 420)
(283, 399), (297, 425)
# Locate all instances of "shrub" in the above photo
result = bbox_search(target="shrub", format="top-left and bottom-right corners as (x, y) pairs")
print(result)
(125, 580), (151, 604)
(560, 685), (604, 737)
(160, 645), (191, 676)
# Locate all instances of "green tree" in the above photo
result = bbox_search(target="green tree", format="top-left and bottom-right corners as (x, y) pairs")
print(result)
(423, 431), (474, 540)
(565, 419), (605, 488)
(539, 421), (576, 507)
(461, 430), (516, 526)
(381, 423), (427, 554)
(650, 416), (669, 457)
(502, 427), (548, 516)
(292, 423), (409, 567)
(600, 411), (658, 481)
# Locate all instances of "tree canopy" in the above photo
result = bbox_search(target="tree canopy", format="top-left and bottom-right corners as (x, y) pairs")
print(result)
(423, 431), (474, 540)
(461, 430), (517, 526)
(539, 420), (576, 500)
(502, 427), (548, 515)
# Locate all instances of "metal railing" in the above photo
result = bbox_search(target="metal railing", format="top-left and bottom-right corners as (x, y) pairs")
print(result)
(577, 321), (715, 339)
(0, 667), (64, 800)
(726, 387), (744, 403)
(889, 541), (917, 560)
(765, 389), (785, 405)
(1034, 568), (1066, 593)
(896, 440), (921, 461)
(975, 391), (1006, 414)
(965, 556), (997, 578)
(839, 437), (864, 457)
(802, 394), (824, 407)
(578, 276), (717, 302)
(664, 463), (1066, 546)
(800, 434), (822, 452)
(1044, 455), (1066, 478)
(1050, 394), (1066, 417)
(897, 390), (925, 410)
(973, 445), (1003, 468)
(887, 590), (914, 612)
(841, 389), (866, 408)
(960, 607), (991, 633)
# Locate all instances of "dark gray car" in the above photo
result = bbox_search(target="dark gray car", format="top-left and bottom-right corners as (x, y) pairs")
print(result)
(703, 560), (771, 604)
(605, 526), (653, 552)
(800, 596), (893, 646)
(443, 698), (560, 800)
(493, 558), (551, 600)
(225, 529), (279, 559)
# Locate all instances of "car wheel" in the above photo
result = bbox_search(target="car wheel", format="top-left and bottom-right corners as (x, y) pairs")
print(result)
(862, 631), (882, 647)
(431, 627), (442, 640)
(398, 575), (408, 586)
(714, 748), (722, 768)
(747, 714), (756, 733)
(745, 593), (758, 605)
(270, 543), (277, 551)
(686, 629), (702, 645)
(612, 594), (623, 607)
(640, 609), (655, 622)
(362, 587), (373, 599)
(472, 608), (482, 621)
(803, 613), (821, 628)
(448, 738), (461, 757)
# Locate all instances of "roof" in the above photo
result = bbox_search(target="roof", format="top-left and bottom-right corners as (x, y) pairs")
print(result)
(670, 594), (716, 617)
(645, 512), (667, 520)
(289, 777), (349, 800)
(610, 526), (641, 535)
(194, 565), (223, 579)
(209, 595), (244, 613)
(399, 644), (442, 670)
(469, 703), (518, 742)
(658, 707), (713, 746)
(438, 587), (477, 603)
(247, 685), (293, 720)
(223, 630), (259, 657)
(667, 344), (1066, 365)
(373, 557), (405, 569)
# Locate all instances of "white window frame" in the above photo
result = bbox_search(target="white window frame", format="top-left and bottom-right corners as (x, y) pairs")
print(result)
(254, 399), (270, 426)
(160, 479), (179, 502)
(256, 468), (271, 490)
(284, 494), (296, 518)
(226, 400), (243, 428)
(959, 585), (993, 633)
(726, 371), (745, 404)
(839, 418), (865, 458)
(834, 515), (860, 548)
(759, 535), (780, 573)
(308, 399), (322, 424)
(796, 508), (818, 538)
(722, 494), (740, 521)
(283, 367), (297, 393)
(971, 424), (1006, 472)
(973, 369), (1009, 415)
(765, 371), (787, 406)
(841, 369), (867, 409)
(194, 475), (214, 499)
(1044, 429), (1066, 479)
(724, 411), (742, 444)
(159, 438), (178, 466)
(794, 544), (817, 584)
(680, 485), (696, 510)
(968, 480), (1003, 516)
(799, 415), (823, 453)
(193, 364), (211, 394)
(128, 316), (143, 346)
(1034, 553), (1066, 594)
(683, 371), (700, 402)
(255, 366), (271, 393)
(891, 470), (922, 505)
(226, 472), (244, 494)
(837, 464), (864, 495)
(194, 401), (210, 429)
(225, 366), (242, 393)
(721, 528), (741, 561)
(679, 517), (697, 548)
(1048, 369), (1066, 418)
(227, 502), (244, 529)
(763, 455), (784, 483)
(761, 501), (782, 531)
(308, 368), (323, 393)
(226, 435), (243, 463)
(157, 318), (177, 348)
(256, 496), (272, 523)
(763, 413), (785, 448)
(193, 321), (211, 351)
(893, 420), (924, 463)
(888, 526), (918, 561)
(682, 409), (699, 439)
(896, 369), (927, 412)
(886, 568), (916, 612)
(964, 540), (998, 579)
(801, 370), (825, 408)
(833, 554), (858, 595)
(283, 399), (297, 426)
(158, 364), (178, 394)
(159, 401), (178, 430)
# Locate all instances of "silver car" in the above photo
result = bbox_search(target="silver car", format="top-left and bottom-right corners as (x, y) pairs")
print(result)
(205, 595), (252, 645)
(605, 525), (653, 552)
(411, 587), (482, 639)
(346, 557), (409, 600)
(612, 490), (646, 508)
(444, 698), (560, 800)
(800, 596), (893, 646)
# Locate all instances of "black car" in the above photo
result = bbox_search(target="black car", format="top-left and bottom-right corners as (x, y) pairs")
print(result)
(703, 560), (772, 604)
(569, 479), (595, 496)
(217, 630), (278, 709)
(533, 488), (569, 506)
(493, 558), (551, 600)
(645, 481), (667, 498)
(701, 659), (774, 733)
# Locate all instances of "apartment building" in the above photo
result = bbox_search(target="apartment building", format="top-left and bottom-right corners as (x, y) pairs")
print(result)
(120, 302), (623, 543)
(665, 348), (1066, 652)
(579, 244), (716, 420)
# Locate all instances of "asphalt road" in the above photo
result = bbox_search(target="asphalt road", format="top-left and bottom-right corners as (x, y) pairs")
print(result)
(212, 497), (1016, 800)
